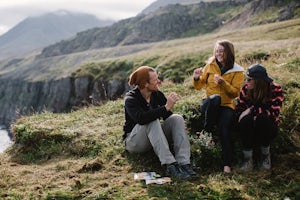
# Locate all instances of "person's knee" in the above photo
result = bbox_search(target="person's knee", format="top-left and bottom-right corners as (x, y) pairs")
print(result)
(171, 113), (184, 120)
(209, 94), (221, 106)
(168, 114), (185, 124)
(239, 114), (253, 126)
(255, 114), (273, 126)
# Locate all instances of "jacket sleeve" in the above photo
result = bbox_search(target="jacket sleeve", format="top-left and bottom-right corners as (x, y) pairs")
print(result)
(250, 83), (283, 125)
(269, 84), (284, 125)
(125, 93), (172, 125)
(220, 72), (245, 98)
(235, 85), (249, 117)
(193, 65), (209, 90)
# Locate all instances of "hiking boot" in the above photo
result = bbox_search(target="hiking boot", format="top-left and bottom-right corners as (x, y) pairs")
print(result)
(180, 164), (197, 176)
(261, 154), (271, 170)
(240, 158), (253, 171)
(166, 163), (190, 179)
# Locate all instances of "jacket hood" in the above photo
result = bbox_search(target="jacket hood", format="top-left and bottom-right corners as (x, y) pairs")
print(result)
(224, 63), (244, 74)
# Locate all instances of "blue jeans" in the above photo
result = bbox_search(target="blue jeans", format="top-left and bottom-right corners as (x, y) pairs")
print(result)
(201, 94), (234, 167)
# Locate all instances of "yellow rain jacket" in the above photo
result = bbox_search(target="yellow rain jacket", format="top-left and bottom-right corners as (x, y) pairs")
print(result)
(193, 59), (244, 109)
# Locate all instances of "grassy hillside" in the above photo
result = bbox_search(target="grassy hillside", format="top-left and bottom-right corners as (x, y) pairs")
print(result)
(0, 19), (299, 199)
(1, 18), (299, 81)
(72, 18), (300, 83)
(37, 0), (299, 59)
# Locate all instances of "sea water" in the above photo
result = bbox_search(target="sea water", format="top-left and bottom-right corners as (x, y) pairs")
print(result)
(0, 129), (13, 153)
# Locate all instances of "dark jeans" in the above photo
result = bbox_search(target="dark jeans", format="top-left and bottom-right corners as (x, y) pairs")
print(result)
(238, 114), (278, 150)
(200, 94), (234, 167)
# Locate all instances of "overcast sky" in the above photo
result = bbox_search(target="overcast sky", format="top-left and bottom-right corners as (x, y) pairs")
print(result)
(0, 0), (157, 36)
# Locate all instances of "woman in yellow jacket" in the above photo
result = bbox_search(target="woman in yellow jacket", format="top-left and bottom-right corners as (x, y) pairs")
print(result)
(193, 39), (244, 173)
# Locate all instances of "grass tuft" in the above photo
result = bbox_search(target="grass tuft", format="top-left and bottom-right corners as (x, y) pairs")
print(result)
(0, 19), (299, 199)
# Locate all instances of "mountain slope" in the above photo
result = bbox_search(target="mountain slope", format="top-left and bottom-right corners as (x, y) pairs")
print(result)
(140, 0), (202, 14)
(0, 10), (114, 60)
(0, 17), (299, 127)
(37, 0), (300, 59)
(37, 1), (247, 58)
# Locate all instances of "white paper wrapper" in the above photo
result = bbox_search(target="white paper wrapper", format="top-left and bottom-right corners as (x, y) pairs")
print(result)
(134, 172), (160, 180)
(145, 177), (172, 185)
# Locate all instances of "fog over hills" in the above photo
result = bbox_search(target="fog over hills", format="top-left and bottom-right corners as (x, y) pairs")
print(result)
(140, 0), (203, 14)
(0, 10), (114, 60)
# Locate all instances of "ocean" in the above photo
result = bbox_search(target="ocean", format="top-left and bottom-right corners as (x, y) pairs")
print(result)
(0, 129), (13, 153)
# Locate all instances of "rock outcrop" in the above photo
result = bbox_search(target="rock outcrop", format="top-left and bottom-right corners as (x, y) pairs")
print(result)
(0, 77), (129, 127)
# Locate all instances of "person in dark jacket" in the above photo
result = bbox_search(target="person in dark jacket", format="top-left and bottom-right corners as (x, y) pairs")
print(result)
(235, 64), (284, 170)
(123, 66), (196, 179)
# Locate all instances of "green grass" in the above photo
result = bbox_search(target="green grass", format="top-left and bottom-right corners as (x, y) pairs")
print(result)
(1, 78), (299, 199)
(0, 19), (300, 199)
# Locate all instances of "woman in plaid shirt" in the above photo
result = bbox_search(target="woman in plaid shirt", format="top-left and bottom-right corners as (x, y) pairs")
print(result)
(235, 64), (284, 171)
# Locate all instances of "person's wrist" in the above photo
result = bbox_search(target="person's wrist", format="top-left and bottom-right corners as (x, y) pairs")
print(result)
(165, 105), (170, 111)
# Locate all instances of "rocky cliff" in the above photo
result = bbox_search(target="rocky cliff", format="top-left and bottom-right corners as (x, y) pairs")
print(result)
(1, 0), (299, 127)
(0, 76), (129, 127)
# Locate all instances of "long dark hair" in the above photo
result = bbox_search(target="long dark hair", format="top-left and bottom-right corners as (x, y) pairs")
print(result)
(214, 39), (235, 69)
(248, 79), (272, 104)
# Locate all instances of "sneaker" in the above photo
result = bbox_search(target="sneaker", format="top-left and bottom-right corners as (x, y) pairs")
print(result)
(240, 158), (253, 171)
(180, 164), (197, 176)
(166, 163), (190, 179)
(261, 154), (271, 170)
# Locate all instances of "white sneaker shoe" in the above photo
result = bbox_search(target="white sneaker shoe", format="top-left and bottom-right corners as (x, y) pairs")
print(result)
(240, 158), (253, 171)
(261, 154), (271, 170)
